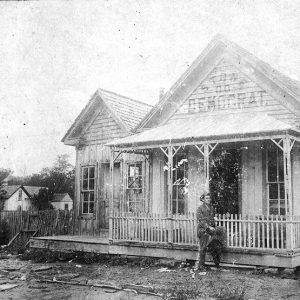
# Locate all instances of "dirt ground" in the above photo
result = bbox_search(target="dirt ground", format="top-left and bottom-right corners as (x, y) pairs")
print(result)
(0, 253), (299, 300)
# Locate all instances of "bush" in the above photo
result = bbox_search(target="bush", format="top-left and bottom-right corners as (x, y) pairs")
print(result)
(0, 219), (9, 246)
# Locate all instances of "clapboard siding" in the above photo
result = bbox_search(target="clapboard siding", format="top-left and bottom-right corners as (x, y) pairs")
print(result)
(172, 59), (299, 127)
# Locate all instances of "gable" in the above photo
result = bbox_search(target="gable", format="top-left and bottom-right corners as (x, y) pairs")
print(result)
(138, 36), (300, 130)
(171, 59), (300, 127)
(82, 107), (127, 143)
(63, 89), (152, 146)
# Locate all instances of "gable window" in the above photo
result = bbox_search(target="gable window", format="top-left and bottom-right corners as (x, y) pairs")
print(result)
(266, 143), (285, 215)
(18, 190), (22, 201)
(126, 162), (143, 212)
(172, 154), (188, 214)
(81, 166), (95, 214)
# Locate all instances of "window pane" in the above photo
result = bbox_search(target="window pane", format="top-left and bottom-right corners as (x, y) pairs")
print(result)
(89, 167), (95, 179)
(83, 202), (89, 213)
(178, 199), (185, 214)
(267, 152), (277, 182)
(89, 179), (94, 190)
(269, 183), (278, 199)
(83, 179), (88, 190)
(136, 165), (142, 176)
(90, 192), (94, 202)
(269, 200), (278, 215)
(279, 183), (285, 199)
(83, 167), (88, 180)
(89, 202), (94, 213)
(83, 192), (89, 202)
(278, 153), (284, 182)
(279, 201), (286, 215)
(269, 207), (278, 215)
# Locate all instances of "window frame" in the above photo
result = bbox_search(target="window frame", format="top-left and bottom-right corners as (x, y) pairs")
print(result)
(80, 165), (96, 216)
(172, 153), (188, 215)
(18, 189), (22, 202)
(266, 143), (285, 215)
(126, 161), (144, 212)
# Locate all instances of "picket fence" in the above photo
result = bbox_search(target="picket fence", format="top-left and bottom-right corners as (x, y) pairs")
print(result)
(111, 212), (300, 250)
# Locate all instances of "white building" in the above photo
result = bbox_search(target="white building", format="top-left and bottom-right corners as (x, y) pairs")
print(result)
(51, 193), (73, 210)
(1, 185), (42, 211)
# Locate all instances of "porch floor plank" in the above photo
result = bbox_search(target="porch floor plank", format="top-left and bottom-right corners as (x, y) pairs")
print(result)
(29, 235), (300, 268)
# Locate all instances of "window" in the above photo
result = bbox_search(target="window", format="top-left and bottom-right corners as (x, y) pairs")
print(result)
(127, 163), (142, 191)
(81, 166), (95, 214)
(172, 154), (188, 214)
(126, 162), (143, 212)
(266, 143), (285, 215)
(18, 190), (22, 201)
(64, 204), (69, 210)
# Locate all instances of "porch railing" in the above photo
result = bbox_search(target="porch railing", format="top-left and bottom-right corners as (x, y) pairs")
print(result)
(111, 212), (300, 251)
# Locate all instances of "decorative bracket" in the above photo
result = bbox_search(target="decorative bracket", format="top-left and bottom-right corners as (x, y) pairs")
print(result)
(195, 143), (218, 156)
(160, 146), (182, 158)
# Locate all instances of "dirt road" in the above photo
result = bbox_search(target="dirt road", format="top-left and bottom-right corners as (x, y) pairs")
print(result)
(0, 254), (299, 299)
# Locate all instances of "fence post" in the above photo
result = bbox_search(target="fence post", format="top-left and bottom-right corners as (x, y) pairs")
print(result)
(167, 215), (173, 244)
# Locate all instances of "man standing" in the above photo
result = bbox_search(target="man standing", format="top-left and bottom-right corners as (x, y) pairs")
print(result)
(194, 192), (215, 271)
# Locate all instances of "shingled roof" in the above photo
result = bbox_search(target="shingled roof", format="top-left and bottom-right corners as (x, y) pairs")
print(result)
(62, 89), (152, 145)
(1, 185), (44, 199)
(98, 89), (152, 131)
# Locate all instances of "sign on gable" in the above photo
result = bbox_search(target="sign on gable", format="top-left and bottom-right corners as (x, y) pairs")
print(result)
(179, 59), (271, 114)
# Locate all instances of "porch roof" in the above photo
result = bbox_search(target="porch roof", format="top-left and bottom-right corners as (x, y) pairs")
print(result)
(107, 112), (300, 148)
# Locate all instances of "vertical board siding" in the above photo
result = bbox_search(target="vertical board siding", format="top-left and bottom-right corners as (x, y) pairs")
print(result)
(241, 142), (263, 215)
(0, 210), (74, 241)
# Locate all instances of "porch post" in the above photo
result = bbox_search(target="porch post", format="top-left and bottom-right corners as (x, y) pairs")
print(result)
(167, 146), (173, 216)
(283, 136), (294, 216)
(204, 144), (210, 193)
(195, 143), (218, 194)
(272, 137), (295, 216)
(272, 136), (295, 250)
(283, 137), (295, 250)
(109, 147), (114, 241)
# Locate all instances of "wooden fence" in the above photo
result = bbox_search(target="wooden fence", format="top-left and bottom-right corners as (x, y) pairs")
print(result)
(0, 210), (74, 241)
(111, 212), (300, 251)
(2, 210), (300, 251)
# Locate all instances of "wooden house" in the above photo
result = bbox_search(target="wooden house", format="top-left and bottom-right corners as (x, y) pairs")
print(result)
(51, 193), (73, 211)
(1, 185), (42, 211)
(32, 36), (300, 268)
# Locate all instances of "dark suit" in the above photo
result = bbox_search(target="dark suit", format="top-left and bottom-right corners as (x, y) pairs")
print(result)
(195, 202), (215, 270)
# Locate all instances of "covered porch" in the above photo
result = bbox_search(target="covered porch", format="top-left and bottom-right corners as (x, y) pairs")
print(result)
(105, 112), (300, 267)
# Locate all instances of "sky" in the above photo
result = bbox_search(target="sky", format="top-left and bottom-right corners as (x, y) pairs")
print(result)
(0, 0), (300, 176)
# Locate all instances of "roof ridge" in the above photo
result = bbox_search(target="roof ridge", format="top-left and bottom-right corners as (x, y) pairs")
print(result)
(222, 38), (300, 100)
(98, 88), (153, 108)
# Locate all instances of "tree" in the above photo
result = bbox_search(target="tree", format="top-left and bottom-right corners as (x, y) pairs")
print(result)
(26, 154), (75, 204)
(31, 188), (52, 210)
(0, 168), (11, 211)
(210, 149), (240, 215)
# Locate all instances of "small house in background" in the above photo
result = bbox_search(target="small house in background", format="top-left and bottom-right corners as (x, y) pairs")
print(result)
(1, 185), (43, 211)
(51, 193), (73, 210)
